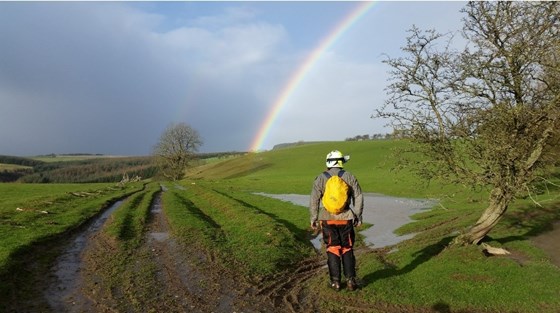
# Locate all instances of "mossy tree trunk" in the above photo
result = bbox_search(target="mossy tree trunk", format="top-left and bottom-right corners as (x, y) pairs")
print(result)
(378, 2), (559, 247)
(452, 188), (512, 246)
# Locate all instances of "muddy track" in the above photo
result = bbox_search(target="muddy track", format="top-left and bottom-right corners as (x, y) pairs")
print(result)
(143, 192), (326, 312)
(74, 191), (324, 312)
(256, 256), (324, 313)
(12, 189), (559, 313)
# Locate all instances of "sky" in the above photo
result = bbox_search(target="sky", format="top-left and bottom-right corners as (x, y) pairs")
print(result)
(0, 1), (466, 156)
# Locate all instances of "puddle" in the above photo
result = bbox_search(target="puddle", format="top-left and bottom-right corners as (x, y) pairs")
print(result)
(174, 184), (186, 190)
(256, 193), (435, 249)
(44, 199), (125, 311)
(147, 190), (169, 242)
(149, 232), (170, 242)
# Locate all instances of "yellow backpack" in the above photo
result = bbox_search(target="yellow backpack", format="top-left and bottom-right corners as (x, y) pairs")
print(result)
(322, 170), (349, 214)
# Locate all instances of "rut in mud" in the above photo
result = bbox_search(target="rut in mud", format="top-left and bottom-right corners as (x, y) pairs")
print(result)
(138, 191), (328, 313)
(64, 189), (325, 313)
(7, 188), (560, 313)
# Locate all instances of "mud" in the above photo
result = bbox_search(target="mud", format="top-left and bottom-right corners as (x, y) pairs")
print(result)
(69, 190), (321, 312)
(256, 193), (435, 249)
(531, 221), (560, 267)
(44, 199), (125, 312)
(142, 191), (238, 312)
(142, 191), (326, 313)
(8, 188), (559, 313)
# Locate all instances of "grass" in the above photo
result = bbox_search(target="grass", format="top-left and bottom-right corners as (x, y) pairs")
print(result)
(0, 182), (143, 270)
(162, 182), (315, 280)
(1, 139), (559, 312)
(104, 182), (161, 248)
(187, 140), (452, 198)
(30, 154), (118, 163)
(77, 182), (163, 312)
(0, 181), (145, 310)
(0, 163), (32, 171)
(184, 140), (560, 313)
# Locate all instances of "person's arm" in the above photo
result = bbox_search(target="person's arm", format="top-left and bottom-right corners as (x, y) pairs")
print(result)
(348, 174), (364, 226)
(309, 176), (322, 229)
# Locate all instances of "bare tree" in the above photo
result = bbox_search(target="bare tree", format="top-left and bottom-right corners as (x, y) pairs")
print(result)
(153, 122), (203, 181)
(376, 2), (560, 246)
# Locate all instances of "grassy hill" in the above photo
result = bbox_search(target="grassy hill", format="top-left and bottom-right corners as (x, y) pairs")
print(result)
(185, 139), (560, 312)
(187, 140), (459, 199)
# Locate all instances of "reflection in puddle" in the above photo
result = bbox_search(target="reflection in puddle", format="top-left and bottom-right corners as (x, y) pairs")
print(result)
(45, 199), (125, 311)
(149, 232), (169, 242)
(147, 191), (169, 242)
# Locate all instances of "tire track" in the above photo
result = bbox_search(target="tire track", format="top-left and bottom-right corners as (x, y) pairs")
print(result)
(257, 256), (324, 313)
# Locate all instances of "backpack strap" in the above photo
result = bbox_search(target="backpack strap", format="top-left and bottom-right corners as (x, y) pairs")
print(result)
(323, 170), (345, 179)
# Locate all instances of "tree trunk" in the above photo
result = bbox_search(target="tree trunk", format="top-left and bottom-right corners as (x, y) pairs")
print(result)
(452, 187), (512, 246)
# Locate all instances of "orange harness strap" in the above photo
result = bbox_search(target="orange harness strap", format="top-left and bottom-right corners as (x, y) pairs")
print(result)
(327, 246), (342, 256)
(326, 220), (350, 226)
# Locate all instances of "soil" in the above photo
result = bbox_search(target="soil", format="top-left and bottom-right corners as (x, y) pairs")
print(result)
(5, 191), (560, 313)
(531, 221), (560, 267)
(30, 191), (328, 313)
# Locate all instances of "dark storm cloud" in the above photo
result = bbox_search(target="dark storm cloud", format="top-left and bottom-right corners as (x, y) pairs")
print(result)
(0, 2), (284, 155)
(0, 2), (466, 155)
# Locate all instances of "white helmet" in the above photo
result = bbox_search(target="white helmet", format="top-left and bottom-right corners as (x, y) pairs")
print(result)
(325, 150), (350, 168)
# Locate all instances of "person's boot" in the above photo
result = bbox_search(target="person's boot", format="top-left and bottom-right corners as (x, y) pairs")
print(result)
(329, 279), (341, 291)
(342, 249), (357, 290)
(346, 277), (358, 291)
(327, 252), (341, 291)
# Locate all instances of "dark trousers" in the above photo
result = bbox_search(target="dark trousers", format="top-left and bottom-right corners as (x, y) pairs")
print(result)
(321, 220), (356, 282)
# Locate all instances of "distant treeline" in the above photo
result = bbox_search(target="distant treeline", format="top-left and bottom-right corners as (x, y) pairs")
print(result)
(0, 155), (45, 167)
(0, 168), (33, 182)
(196, 151), (246, 159)
(345, 133), (392, 141)
(36, 153), (105, 157)
(0, 152), (246, 183)
(0, 155), (157, 183)
(18, 157), (158, 183)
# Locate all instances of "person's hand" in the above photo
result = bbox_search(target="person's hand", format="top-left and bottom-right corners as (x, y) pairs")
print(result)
(353, 218), (362, 228)
(311, 221), (318, 230)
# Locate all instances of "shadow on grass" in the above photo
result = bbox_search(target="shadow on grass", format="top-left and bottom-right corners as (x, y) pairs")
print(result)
(116, 193), (146, 241)
(362, 236), (453, 286)
(171, 192), (228, 245)
(225, 163), (273, 179)
(431, 301), (492, 313)
(212, 190), (310, 244)
(173, 192), (221, 230)
(493, 202), (560, 245)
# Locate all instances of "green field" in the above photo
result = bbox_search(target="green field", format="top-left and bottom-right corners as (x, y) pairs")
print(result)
(0, 182), (144, 270)
(30, 154), (117, 163)
(185, 140), (560, 312)
(1, 140), (559, 312)
(0, 163), (32, 171)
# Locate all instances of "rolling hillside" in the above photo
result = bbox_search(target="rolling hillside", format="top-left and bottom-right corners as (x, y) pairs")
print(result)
(186, 140), (447, 199)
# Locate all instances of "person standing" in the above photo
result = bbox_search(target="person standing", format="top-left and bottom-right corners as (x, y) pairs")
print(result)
(310, 150), (364, 291)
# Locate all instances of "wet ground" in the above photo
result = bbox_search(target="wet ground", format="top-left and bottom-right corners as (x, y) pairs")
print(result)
(44, 200), (125, 312)
(9, 189), (559, 312)
(258, 192), (560, 268)
(256, 192), (435, 249)
(532, 221), (560, 267)
(35, 190), (324, 313)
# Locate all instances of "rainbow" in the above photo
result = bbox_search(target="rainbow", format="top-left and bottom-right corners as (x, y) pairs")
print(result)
(249, 1), (376, 152)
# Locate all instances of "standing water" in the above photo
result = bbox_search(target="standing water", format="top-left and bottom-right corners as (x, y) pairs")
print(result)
(44, 199), (125, 311)
(255, 193), (435, 250)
